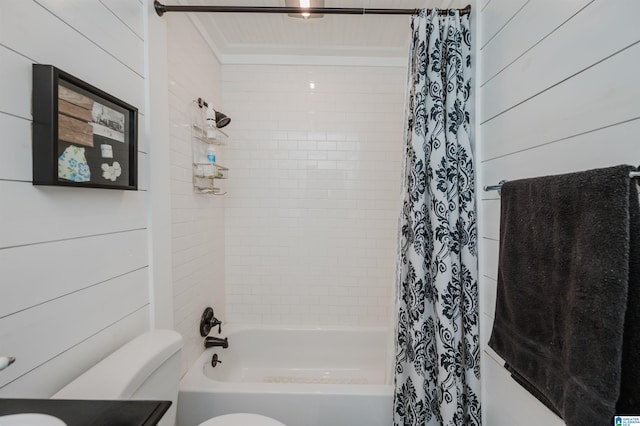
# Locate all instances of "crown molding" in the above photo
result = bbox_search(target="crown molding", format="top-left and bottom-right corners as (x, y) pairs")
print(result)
(217, 53), (407, 67)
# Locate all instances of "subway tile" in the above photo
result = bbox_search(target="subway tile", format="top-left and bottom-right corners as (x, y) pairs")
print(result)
(317, 160), (337, 170)
(298, 141), (317, 150)
(308, 151), (328, 160)
(223, 65), (405, 327)
(317, 141), (337, 151)
(307, 131), (326, 140)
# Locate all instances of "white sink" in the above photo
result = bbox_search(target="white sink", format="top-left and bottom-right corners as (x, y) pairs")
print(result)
(0, 414), (67, 426)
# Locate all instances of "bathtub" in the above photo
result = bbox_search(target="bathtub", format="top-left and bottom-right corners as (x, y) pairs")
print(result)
(178, 325), (394, 426)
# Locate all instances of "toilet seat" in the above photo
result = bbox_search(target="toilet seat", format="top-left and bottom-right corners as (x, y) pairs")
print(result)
(199, 413), (287, 426)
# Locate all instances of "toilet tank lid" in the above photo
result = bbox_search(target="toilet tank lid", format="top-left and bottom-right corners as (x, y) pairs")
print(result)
(53, 329), (183, 400)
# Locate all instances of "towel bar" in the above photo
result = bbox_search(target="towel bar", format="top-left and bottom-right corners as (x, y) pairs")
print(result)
(483, 180), (506, 195)
(484, 171), (640, 193)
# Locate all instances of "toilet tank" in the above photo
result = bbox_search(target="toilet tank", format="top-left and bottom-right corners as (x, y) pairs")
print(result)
(52, 330), (183, 425)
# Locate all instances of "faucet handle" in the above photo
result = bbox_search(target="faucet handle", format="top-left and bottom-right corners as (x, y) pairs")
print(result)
(211, 317), (222, 334)
(211, 353), (222, 368)
(200, 307), (223, 336)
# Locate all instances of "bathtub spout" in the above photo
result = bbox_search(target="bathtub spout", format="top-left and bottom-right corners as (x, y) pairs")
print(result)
(204, 336), (228, 349)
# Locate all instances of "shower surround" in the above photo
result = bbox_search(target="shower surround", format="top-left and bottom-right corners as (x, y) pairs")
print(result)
(221, 64), (406, 326)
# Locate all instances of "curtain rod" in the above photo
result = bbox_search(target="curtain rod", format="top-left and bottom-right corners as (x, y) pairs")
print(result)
(153, 1), (471, 17)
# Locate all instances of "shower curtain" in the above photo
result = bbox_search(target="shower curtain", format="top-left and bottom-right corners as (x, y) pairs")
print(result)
(393, 8), (480, 426)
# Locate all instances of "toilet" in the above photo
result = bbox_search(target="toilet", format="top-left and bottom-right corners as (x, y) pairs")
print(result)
(199, 414), (287, 426)
(52, 330), (285, 426)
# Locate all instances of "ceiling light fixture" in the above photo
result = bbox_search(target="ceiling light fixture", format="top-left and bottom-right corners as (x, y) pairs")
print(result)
(285, 0), (324, 19)
(299, 0), (310, 17)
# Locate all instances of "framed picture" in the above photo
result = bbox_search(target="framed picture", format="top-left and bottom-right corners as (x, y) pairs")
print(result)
(32, 64), (138, 190)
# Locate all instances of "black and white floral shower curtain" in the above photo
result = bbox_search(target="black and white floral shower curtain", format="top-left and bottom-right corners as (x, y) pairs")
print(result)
(394, 9), (480, 426)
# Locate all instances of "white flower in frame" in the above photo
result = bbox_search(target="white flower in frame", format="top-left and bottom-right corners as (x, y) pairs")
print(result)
(101, 161), (122, 182)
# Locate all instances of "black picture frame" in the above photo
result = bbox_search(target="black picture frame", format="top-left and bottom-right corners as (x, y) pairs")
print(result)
(32, 64), (138, 190)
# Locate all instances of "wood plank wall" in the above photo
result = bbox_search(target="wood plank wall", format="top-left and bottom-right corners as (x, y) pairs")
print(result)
(0, 0), (150, 397)
(477, 0), (640, 424)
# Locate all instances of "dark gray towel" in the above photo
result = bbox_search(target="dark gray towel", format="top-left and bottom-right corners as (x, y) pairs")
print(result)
(488, 165), (640, 425)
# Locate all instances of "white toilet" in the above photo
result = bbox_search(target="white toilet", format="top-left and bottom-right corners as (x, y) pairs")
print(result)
(52, 330), (285, 426)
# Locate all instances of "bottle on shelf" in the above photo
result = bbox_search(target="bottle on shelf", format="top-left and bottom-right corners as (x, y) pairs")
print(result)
(207, 145), (217, 164)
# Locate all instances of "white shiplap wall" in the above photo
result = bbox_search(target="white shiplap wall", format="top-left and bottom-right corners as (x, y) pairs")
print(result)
(166, 13), (226, 375)
(221, 65), (405, 326)
(0, 1), (150, 397)
(478, 0), (640, 424)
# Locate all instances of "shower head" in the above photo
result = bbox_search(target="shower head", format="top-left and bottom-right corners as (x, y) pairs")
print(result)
(197, 98), (231, 129)
(215, 111), (231, 128)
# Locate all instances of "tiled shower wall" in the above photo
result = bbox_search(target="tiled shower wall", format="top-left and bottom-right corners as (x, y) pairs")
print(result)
(167, 13), (226, 374)
(222, 65), (406, 326)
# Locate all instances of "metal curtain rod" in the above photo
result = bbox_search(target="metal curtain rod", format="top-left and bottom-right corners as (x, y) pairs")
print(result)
(484, 171), (640, 194)
(153, 1), (471, 17)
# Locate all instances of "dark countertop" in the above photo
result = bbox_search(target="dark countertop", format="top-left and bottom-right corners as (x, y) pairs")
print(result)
(0, 399), (171, 426)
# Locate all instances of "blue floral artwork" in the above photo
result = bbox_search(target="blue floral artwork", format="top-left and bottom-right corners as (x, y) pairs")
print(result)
(58, 145), (91, 182)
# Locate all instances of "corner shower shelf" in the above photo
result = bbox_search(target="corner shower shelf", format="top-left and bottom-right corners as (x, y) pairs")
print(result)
(192, 124), (228, 145)
(192, 161), (228, 194)
(193, 163), (228, 194)
(190, 100), (229, 195)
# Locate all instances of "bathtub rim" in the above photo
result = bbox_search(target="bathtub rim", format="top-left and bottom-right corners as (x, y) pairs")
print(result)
(209, 323), (391, 334)
(179, 324), (394, 396)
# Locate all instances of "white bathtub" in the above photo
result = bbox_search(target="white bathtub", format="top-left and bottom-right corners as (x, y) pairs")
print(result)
(178, 325), (394, 426)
